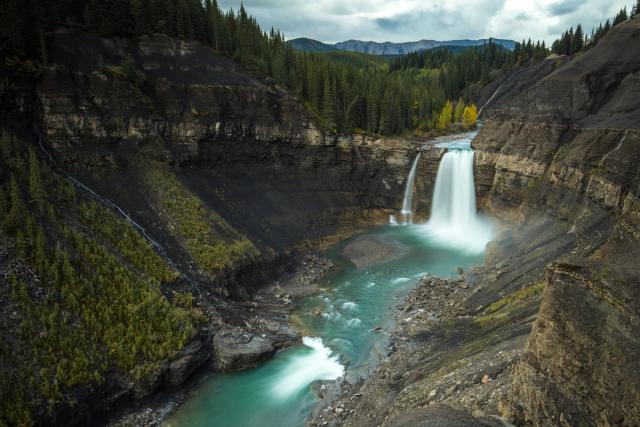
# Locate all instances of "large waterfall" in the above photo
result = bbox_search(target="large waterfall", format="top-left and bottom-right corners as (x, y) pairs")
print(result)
(417, 141), (492, 253)
(430, 150), (477, 227)
(400, 153), (421, 224)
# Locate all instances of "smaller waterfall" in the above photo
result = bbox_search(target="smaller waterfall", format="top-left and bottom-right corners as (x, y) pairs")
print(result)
(478, 83), (504, 117)
(599, 130), (628, 167)
(400, 153), (421, 225)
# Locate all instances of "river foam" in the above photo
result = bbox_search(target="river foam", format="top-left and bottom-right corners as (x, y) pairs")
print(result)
(271, 337), (344, 399)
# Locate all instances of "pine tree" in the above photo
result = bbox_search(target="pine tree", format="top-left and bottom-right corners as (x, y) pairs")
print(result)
(16, 230), (28, 258)
(571, 25), (584, 53)
(28, 149), (44, 210)
(34, 225), (47, 273)
(5, 175), (27, 231)
(322, 75), (336, 130)
(454, 99), (465, 123)
(613, 7), (628, 25)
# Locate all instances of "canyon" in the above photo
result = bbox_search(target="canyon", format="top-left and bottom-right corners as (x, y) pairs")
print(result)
(1, 14), (639, 427)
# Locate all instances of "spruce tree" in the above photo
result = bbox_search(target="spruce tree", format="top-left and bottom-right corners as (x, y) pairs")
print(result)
(613, 7), (628, 25)
(28, 149), (44, 210)
(572, 25), (584, 53)
(454, 99), (465, 123)
(5, 175), (27, 231)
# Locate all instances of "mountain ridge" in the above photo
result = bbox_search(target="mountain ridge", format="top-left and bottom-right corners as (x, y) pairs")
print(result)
(288, 37), (516, 54)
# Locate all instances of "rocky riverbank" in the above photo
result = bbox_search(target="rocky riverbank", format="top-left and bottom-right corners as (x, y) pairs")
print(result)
(308, 272), (517, 427)
(105, 253), (334, 427)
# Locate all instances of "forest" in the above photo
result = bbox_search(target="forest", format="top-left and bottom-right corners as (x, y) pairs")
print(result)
(0, 132), (197, 425)
(0, 0), (541, 135)
(3, 2), (639, 135)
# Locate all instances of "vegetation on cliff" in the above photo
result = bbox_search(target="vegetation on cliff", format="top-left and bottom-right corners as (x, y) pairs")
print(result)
(551, 4), (636, 55)
(143, 163), (258, 276)
(0, 132), (195, 425)
(2, 1), (535, 136)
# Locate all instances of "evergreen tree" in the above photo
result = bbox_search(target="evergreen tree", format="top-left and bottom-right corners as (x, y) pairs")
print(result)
(454, 99), (465, 123)
(5, 176), (27, 231)
(613, 7), (628, 25)
(34, 225), (47, 273)
(571, 25), (584, 53)
(322, 76), (336, 130)
(28, 149), (45, 210)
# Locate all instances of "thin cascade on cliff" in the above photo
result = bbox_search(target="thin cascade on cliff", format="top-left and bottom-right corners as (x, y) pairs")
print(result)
(417, 143), (492, 253)
(400, 152), (422, 225)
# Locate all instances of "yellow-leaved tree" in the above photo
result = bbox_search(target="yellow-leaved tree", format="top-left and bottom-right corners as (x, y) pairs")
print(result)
(462, 104), (478, 129)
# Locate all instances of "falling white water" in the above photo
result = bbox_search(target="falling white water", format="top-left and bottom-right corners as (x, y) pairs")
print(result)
(430, 150), (477, 226)
(401, 153), (421, 224)
(599, 130), (628, 167)
(478, 83), (504, 117)
(417, 146), (493, 253)
(271, 337), (344, 399)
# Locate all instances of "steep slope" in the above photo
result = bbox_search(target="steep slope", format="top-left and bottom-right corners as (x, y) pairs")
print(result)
(474, 16), (640, 426)
(36, 31), (435, 296)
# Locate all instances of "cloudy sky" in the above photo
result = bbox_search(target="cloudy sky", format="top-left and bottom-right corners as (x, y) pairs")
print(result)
(218, 0), (632, 44)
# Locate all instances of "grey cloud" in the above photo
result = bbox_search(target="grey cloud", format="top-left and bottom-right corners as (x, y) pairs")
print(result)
(218, 0), (632, 45)
(547, 0), (582, 16)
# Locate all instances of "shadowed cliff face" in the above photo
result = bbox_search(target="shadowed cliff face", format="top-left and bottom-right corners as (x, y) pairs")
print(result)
(35, 31), (444, 298)
(475, 17), (640, 426)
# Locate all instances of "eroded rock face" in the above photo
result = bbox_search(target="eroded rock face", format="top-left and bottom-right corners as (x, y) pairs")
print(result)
(508, 264), (640, 427)
(475, 17), (640, 426)
(475, 18), (640, 229)
(166, 340), (210, 386)
(34, 31), (450, 300)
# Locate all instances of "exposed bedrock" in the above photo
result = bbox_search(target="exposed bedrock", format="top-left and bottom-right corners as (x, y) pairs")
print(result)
(473, 17), (640, 426)
(34, 31), (447, 298)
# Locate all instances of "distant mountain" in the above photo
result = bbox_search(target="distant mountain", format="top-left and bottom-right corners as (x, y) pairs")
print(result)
(287, 37), (338, 53)
(288, 37), (516, 55)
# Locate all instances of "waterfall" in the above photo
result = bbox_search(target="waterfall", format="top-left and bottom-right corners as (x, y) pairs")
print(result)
(478, 83), (503, 117)
(430, 150), (477, 227)
(400, 153), (421, 224)
(417, 146), (492, 253)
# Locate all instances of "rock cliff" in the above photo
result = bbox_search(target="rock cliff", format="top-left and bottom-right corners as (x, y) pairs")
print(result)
(474, 16), (640, 426)
(34, 30), (441, 298)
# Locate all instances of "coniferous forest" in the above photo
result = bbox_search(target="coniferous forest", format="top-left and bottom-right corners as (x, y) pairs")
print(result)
(0, 0), (549, 135)
(2, 1), (638, 136)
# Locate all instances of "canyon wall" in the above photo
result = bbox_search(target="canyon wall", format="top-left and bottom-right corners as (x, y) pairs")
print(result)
(475, 16), (640, 426)
(35, 31), (445, 298)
